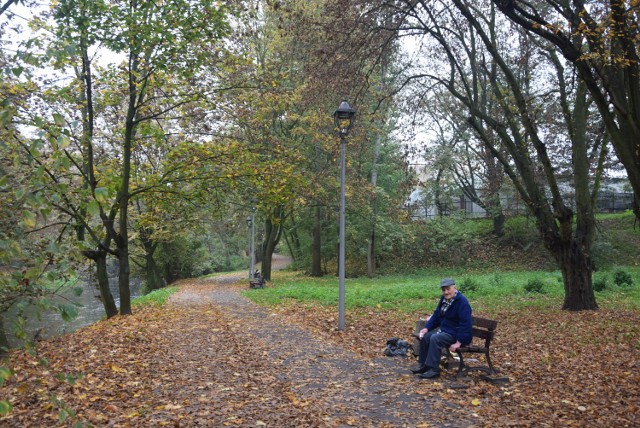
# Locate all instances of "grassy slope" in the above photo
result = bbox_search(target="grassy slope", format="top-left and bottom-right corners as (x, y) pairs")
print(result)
(443, 211), (640, 272)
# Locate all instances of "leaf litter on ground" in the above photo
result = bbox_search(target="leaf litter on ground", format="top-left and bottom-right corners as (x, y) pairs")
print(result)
(1, 275), (639, 427)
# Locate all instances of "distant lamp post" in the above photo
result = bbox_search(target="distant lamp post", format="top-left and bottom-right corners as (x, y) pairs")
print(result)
(247, 201), (257, 280)
(246, 216), (253, 280)
(333, 99), (356, 331)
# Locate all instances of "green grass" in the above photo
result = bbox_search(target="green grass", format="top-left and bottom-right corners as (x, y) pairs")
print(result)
(243, 211), (640, 314)
(595, 210), (636, 221)
(244, 267), (640, 315)
(132, 286), (179, 307)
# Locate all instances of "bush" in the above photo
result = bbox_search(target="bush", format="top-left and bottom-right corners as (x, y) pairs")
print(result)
(593, 276), (608, 292)
(490, 273), (505, 287)
(524, 278), (545, 293)
(613, 269), (634, 287)
(460, 277), (479, 293)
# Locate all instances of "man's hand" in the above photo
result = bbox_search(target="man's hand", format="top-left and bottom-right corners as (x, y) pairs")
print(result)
(449, 341), (462, 352)
(418, 328), (428, 339)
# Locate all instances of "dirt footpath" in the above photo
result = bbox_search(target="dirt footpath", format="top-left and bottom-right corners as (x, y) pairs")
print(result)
(169, 261), (477, 427)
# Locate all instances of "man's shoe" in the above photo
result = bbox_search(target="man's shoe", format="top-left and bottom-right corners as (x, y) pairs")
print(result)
(411, 365), (428, 374)
(419, 369), (440, 379)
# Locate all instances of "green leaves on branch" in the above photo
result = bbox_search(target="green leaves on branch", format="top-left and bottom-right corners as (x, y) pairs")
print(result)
(58, 303), (80, 322)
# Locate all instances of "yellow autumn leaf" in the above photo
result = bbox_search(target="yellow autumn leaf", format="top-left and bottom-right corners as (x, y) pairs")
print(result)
(285, 392), (299, 405)
(164, 403), (182, 410)
(472, 398), (481, 406)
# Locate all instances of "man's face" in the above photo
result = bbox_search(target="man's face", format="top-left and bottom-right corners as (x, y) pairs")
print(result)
(441, 285), (457, 299)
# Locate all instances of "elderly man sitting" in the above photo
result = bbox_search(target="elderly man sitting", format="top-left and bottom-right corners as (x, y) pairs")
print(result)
(411, 278), (473, 379)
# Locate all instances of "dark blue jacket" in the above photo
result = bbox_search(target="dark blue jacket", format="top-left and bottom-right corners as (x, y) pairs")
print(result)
(425, 292), (473, 345)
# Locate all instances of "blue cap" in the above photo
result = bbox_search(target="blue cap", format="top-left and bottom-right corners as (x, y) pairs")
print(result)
(440, 278), (455, 288)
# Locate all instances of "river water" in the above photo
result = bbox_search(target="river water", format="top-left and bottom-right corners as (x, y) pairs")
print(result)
(2, 274), (142, 348)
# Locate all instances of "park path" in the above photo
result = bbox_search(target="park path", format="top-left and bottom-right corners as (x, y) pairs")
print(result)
(168, 256), (477, 427)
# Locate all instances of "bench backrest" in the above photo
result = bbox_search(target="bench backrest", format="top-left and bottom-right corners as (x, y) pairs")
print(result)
(470, 316), (498, 348)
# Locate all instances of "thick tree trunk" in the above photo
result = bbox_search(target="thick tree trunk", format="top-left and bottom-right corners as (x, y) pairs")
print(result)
(312, 205), (322, 276)
(558, 242), (598, 310)
(261, 207), (284, 281)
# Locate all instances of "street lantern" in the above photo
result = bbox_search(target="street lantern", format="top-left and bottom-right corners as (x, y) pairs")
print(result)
(334, 100), (356, 135)
(333, 100), (356, 331)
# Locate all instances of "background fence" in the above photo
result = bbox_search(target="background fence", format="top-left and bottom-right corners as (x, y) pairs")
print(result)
(408, 191), (635, 220)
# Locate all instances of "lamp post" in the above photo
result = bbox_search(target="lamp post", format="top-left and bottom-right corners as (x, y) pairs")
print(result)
(246, 216), (253, 280)
(247, 205), (256, 281)
(333, 99), (356, 331)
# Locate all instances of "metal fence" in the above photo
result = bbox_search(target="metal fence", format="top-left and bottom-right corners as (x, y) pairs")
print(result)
(409, 191), (635, 220)
(595, 192), (635, 213)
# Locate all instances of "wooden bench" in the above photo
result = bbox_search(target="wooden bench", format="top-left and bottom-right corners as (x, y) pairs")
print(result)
(249, 273), (266, 289)
(412, 316), (499, 378)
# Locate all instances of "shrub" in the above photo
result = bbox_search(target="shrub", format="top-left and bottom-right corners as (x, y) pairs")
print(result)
(460, 277), (479, 293)
(613, 269), (634, 287)
(593, 276), (608, 292)
(524, 278), (545, 293)
(490, 273), (505, 287)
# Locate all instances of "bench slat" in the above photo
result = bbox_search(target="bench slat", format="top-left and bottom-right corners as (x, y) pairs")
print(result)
(471, 316), (498, 330)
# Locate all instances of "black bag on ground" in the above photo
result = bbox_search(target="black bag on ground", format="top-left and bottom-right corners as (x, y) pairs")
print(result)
(384, 337), (411, 357)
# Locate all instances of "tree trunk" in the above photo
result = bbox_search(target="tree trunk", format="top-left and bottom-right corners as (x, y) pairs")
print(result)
(558, 242), (597, 310)
(83, 249), (118, 318)
(145, 250), (164, 291)
(368, 135), (381, 278)
(289, 226), (302, 263)
(367, 225), (376, 278)
(0, 316), (9, 356)
(261, 207), (284, 281)
(491, 208), (505, 237)
(140, 228), (164, 291)
(95, 253), (119, 318)
(117, 247), (131, 315)
(283, 215), (302, 263)
(114, 47), (141, 316)
(75, 25), (117, 318)
(312, 205), (323, 276)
